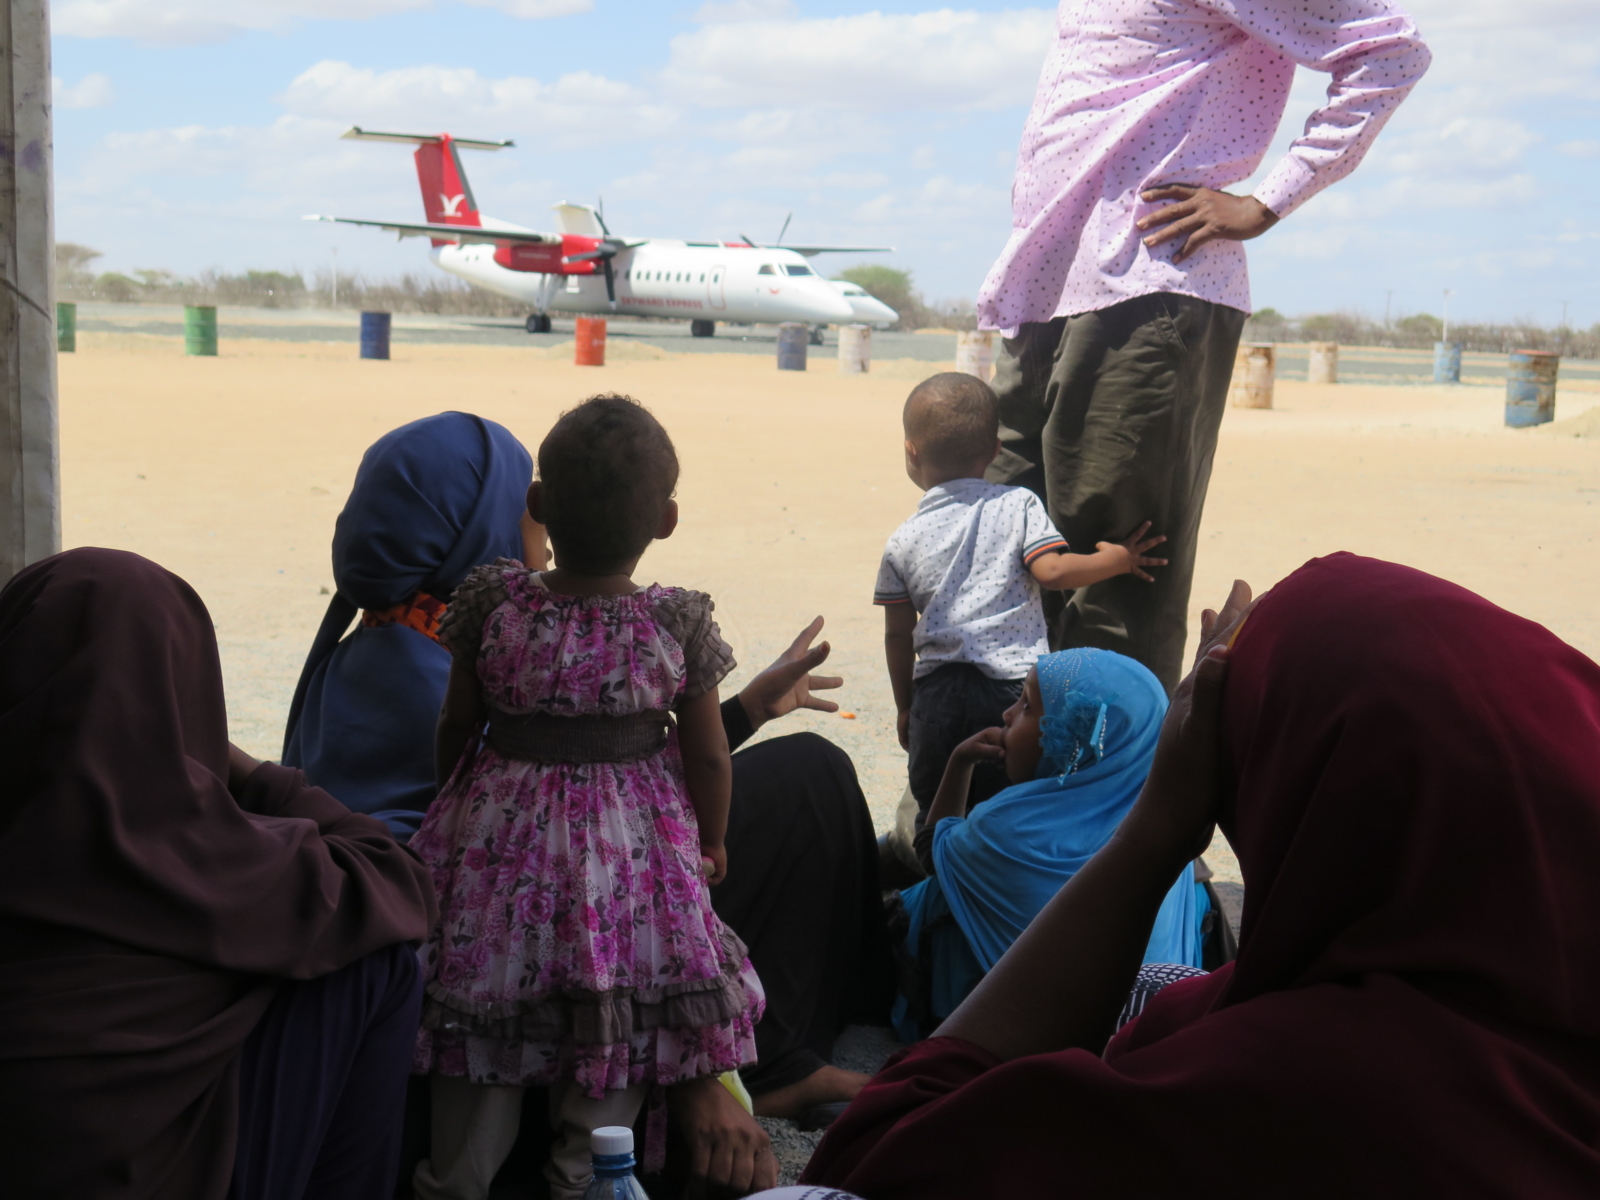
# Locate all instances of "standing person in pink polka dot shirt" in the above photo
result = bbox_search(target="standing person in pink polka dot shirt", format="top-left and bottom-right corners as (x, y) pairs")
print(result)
(979, 0), (1430, 692)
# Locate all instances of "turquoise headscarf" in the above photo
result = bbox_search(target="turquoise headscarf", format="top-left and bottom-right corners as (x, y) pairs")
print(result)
(897, 648), (1204, 1036)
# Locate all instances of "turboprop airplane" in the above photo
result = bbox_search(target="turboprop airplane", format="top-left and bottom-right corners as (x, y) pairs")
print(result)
(306, 128), (897, 338)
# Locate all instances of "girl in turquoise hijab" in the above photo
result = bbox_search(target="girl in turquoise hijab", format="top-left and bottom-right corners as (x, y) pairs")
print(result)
(893, 647), (1205, 1040)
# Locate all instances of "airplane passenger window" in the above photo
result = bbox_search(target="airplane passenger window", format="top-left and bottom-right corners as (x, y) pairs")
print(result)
(699, 274), (705, 282)
(783, 264), (814, 276)
(757, 264), (777, 275)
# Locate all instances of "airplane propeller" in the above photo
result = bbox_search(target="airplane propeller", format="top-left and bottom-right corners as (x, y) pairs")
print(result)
(562, 203), (643, 309)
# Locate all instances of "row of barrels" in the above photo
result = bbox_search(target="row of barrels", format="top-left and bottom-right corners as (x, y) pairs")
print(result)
(1229, 340), (1564, 427)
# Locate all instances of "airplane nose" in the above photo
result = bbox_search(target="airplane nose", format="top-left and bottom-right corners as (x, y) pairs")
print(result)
(862, 297), (898, 324)
(803, 283), (856, 322)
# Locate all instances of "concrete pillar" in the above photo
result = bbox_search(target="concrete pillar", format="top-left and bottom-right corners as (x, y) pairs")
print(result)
(0, 0), (58, 584)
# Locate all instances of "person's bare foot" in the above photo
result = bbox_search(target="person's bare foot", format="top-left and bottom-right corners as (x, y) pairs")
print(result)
(751, 1064), (873, 1120)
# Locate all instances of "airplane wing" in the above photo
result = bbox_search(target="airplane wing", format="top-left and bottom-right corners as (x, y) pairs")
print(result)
(302, 214), (557, 246)
(756, 244), (896, 258)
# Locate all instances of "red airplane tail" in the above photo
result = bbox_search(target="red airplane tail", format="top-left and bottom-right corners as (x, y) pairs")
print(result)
(340, 127), (514, 228)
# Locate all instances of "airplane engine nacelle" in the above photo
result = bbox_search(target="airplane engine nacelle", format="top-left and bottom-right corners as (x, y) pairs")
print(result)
(494, 233), (602, 275)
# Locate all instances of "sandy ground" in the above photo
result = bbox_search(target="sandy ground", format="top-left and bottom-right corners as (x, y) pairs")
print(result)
(58, 333), (1600, 887)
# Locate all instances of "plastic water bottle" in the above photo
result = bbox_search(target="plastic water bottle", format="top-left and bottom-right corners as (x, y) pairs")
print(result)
(580, 1126), (649, 1200)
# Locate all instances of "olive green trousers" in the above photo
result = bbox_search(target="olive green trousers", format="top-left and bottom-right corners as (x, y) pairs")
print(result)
(986, 293), (1247, 693)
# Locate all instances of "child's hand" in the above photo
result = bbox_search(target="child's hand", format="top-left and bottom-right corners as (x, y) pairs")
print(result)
(951, 727), (1006, 767)
(897, 709), (911, 751)
(701, 844), (728, 887)
(1096, 520), (1169, 582)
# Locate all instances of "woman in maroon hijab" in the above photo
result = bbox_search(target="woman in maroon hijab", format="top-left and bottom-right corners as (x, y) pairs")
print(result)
(0, 549), (437, 1199)
(806, 553), (1600, 1197)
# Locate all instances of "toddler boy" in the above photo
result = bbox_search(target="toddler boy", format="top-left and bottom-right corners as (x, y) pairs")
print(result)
(875, 372), (1167, 830)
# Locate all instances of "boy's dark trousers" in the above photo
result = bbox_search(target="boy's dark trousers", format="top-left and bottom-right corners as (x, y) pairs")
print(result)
(986, 292), (1246, 694)
(908, 662), (1024, 828)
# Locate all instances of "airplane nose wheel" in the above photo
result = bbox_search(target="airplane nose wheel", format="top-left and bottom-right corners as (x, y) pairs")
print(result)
(690, 320), (715, 338)
(526, 313), (553, 334)
(809, 325), (826, 346)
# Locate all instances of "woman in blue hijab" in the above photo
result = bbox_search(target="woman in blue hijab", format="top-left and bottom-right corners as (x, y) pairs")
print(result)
(282, 412), (536, 840)
(893, 647), (1206, 1039)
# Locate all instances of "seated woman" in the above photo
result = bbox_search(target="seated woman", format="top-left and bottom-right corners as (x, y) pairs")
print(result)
(807, 555), (1600, 1197)
(282, 411), (539, 840)
(0, 549), (436, 1200)
(893, 647), (1206, 1039)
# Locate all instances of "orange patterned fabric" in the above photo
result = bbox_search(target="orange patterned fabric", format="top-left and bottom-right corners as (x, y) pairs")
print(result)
(360, 592), (447, 643)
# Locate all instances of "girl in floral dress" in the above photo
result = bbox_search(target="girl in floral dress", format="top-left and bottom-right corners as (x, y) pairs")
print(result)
(409, 395), (764, 1200)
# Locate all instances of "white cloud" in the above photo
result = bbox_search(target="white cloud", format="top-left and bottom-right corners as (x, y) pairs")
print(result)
(661, 8), (1056, 111)
(53, 0), (589, 46)
(1405, 0), (1599, 32)
(694, 0), (794, 21)
(278, 60), (676, 147)
(852, 174), (1007, 231)
(1559, 140), (1600, 160)
(53, 72), (115, 109)
(1374, 117), (1540, 180)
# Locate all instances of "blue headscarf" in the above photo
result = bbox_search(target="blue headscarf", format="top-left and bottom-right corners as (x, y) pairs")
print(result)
(281, 412), (533, 839)
(896, 648), (1204, 1036)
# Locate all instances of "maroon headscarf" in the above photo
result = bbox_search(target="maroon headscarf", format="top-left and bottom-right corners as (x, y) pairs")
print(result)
(0, 549), (436, 1199)
(807, 554), (1600, 1197)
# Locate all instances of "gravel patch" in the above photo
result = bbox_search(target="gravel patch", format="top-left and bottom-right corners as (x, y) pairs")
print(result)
(762, 1025), (902, 1184)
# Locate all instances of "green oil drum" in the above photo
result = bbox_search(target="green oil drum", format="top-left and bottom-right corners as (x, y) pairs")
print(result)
(184, 305), (218, 356)
(56, 301), (75, 353)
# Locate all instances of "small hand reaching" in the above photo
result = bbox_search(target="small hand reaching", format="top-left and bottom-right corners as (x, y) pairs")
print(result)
(738, 616), (845, 731)
(1095, 520), (1169, 583)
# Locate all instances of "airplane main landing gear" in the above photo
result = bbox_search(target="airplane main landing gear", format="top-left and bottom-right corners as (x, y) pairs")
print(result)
(690, 319), (716, 338)
(525, 313), (553, 334)
(809, 325), (826, 346)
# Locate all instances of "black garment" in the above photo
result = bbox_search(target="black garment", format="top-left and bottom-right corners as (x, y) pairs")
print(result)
(987, 293), (1247, 692)
(907, 664), (1024, 842)
(717, 700), (895, 1095)
(234, 943), (423, 1200)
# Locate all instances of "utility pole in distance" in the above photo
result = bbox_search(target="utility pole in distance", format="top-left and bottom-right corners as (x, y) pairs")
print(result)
(0, 0), (59, 584)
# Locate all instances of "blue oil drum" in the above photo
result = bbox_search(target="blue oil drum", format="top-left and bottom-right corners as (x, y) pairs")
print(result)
(360, 311), (392, 360)
(1432, 341), (1461, 383)
(776, 322), (808, 371)
(1505, 350), (1559, 428)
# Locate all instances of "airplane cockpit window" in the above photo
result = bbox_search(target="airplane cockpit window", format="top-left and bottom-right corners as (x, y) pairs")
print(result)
(783, 264), (815, 276)
(757, 264), (777, 275)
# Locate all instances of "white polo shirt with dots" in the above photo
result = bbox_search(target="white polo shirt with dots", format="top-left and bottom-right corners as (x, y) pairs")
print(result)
(874, 478), (1067, 681)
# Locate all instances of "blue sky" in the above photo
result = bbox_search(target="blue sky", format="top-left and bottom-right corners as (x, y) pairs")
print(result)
(49, 0), (1600, 326)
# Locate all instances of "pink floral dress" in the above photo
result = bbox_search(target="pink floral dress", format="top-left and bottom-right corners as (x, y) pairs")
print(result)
(411, 561), (764, 1098)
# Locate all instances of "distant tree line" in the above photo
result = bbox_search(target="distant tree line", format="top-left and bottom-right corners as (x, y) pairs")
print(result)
(55, 243), (525, 316)
(1243, 307), (1600, 359)
(52, 244), (1599, 357)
